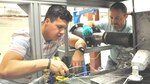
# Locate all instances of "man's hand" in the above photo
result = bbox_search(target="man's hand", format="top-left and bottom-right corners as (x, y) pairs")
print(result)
(71, 51), (84, 73)
(50, 59), (69, 76)
(93, 32), (104, 43)
(82, 25), (93, 37)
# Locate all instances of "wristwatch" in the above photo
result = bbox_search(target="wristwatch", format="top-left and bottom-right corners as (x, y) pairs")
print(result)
(76, 47), (85, 54)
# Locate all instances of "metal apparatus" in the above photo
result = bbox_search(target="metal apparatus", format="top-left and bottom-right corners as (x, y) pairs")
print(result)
(70, 23), (133, 47)
(69, 23), (101, 47)
(102, 32), (133, 47)
(2, 0), (150, 84)
(90, 10), (150, 84)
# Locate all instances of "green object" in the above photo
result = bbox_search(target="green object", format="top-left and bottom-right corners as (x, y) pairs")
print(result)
(82, 25), (93, 37)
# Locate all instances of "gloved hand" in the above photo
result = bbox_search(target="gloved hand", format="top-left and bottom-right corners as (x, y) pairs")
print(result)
(93, 32), (104, 43)
(82, 25), (93, 37)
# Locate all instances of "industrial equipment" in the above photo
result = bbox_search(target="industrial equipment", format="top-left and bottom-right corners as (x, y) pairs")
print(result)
(73, 8), (98, 24)
(2, 0), (150, 84)
(128, 50), (150, 81)
(70, 23), (133, 47)
(90, 10), (150, 84)
(69, 23), (101, 47)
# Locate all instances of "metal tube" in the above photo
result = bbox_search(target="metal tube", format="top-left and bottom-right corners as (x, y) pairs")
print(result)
(103, 32), (133, 47)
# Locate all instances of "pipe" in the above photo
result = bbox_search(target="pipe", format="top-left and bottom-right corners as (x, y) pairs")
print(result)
(102, 32), (133, 47)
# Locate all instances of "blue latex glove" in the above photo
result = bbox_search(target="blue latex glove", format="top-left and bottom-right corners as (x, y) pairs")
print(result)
(82, 25), (93, 37)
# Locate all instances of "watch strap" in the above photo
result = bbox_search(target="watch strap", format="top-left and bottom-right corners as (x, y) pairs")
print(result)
(76, 47), (85, 54)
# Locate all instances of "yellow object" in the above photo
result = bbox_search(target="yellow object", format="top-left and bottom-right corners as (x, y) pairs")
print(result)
(52, 56), (61, 61)
(53, 57), (70, 82)
(43, 57), (69, 83)
(56, 76), (69, 82)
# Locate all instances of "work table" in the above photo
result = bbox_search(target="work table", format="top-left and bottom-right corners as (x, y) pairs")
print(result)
(59, 66), (150, 84)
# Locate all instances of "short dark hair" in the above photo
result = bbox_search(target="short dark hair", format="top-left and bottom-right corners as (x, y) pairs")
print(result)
(110, 2), (127, 14)
(44, 5), (72, 23)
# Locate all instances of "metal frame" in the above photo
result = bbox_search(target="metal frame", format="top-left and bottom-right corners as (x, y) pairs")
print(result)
(28, 3), (43, 84)
(0, 1), (66, 84)
(0, 0), (67, 4)
(67, 0), (127, 7)
(131, 0), (137, 53)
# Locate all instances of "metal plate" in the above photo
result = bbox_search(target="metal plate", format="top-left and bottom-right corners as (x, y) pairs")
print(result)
(135, 11), (150, 51)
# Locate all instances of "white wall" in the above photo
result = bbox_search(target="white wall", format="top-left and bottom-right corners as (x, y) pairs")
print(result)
(123, 0), (150, 13)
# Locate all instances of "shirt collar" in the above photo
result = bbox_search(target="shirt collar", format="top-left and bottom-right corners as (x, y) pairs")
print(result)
(41, 34), (50, 44)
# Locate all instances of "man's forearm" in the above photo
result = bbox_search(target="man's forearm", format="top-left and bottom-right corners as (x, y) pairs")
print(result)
(75, 39), (86, 49)
(0, 59), (48, 79)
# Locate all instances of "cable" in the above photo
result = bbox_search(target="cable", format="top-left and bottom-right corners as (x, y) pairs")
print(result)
(68, 66), (83, 70)
(83, 57), (88, 76)
(123, 77), (129, 84)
